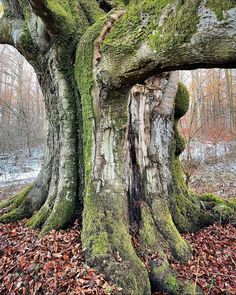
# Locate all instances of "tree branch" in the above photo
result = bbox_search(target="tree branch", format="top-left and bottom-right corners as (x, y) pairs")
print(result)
(100, 0), (236, 87)
(28, 0), (90, 36)
(28, 0), (62, 36)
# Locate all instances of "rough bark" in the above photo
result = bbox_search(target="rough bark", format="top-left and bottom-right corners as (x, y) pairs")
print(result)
(0, 1), (236, 294)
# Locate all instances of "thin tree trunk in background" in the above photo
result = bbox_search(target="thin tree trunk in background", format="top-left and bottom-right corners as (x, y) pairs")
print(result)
(225, 69), (234, 133)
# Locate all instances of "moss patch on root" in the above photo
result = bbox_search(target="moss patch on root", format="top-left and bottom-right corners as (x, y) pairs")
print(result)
(0, 185), (33, 223)
(149, 259), (201, 294)
(26, 205), (50, 229)
(199, 193), (236, 224)
(175, 82), (190, 119)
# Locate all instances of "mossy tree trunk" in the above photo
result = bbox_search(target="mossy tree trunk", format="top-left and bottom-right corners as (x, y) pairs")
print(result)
(0, 1), (236, 294)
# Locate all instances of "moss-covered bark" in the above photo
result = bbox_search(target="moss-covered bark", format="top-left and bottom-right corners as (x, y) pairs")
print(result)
(0, 185), (33, 223)
(75, 12), (151, 294)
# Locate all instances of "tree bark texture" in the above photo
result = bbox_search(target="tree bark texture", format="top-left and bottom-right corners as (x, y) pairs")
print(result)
(0, 1), (236, 294)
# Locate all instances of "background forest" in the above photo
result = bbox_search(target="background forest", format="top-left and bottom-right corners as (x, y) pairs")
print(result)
(0, 45), (45, 154)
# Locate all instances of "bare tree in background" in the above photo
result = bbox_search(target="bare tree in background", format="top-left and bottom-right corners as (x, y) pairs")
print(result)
(179, 68), (236, 185)
(0, 45), (46, 154)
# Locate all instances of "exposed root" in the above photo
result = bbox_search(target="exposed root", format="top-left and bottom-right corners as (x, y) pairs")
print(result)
(90, 252), (151, 295)
(149, 258), (203, 295)
(0, 186), (33, 223)
(199, 193), (236, 225)
(26, 204), (50, 229)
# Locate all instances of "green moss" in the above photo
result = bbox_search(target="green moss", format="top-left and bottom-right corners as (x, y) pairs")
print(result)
(174, 122), (186, 156)
(19, 24), (32, 48)
(172, 158), (187, 193)
(175, 82), (190, 119)
(38, 0), (91, 37)
(205, 0), (236, 21)
(139, 207), (156, 248)
(40, 191), (75, 235)
(0, 186), (33, 223)
(46, 0), (77, 30)
(18, 0), (31, 17)
(152, 198), (192, 262)
(139, 204), (159, 248)
(171, 158), (214, 232)
(173, 83), (189, 156)
(149, 0), (201, 51)
(0, 185), (32, 210)
(0, 207), (29, 223)
(0, 197), (12, 209)
(228, 198), (236, 210)
(150, 260), (181, 294)
(78, 0), (104, 24)
(92, 231), (110, 256)
(199, 193), (224, 204)
(199, 193), (236, 224)
(166, 275), (179, 293)
(12, 185), (32, 208)
(102, 0), (200, 56)
(26, 206), (50, 229)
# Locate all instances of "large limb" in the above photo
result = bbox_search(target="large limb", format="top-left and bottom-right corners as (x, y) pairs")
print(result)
(0, 0), (49, 59)
(28, 0), (97, 36)
(100, 0), (236, 87)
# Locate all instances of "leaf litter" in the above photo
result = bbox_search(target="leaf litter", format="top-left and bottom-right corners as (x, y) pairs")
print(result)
(0, 219), (121, 295)
(170, 223), (236, 295)
(0, 220), (235, 294)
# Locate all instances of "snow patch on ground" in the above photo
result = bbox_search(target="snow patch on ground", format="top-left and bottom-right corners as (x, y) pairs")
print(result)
(181, 140), (236, 197)
(0, 149), (43, 188)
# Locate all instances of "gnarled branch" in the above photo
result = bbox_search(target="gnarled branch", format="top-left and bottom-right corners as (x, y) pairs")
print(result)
(28, 0), (91, 37)
(28, 0), (61, 36)
(100, 0), (236, 87)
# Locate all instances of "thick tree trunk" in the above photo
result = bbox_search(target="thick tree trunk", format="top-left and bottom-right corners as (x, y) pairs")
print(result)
(0, 47), (79, 235)
(1, 1), (236, 294)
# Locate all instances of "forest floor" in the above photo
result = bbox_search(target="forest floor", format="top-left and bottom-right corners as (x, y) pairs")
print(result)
(0, 219), (235, 294)
(181, 140), (236, 198)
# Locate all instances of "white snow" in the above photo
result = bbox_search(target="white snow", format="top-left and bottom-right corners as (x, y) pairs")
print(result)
(0, 149), (43, 188)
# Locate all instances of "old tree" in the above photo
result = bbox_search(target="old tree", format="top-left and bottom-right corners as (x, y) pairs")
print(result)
(1, 0), (236, 294)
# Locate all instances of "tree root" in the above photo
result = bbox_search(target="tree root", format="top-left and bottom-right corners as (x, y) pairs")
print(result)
(199, 193), (236, 225)
(149, 258), (204, 295)
(0, 186), (33, 223)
